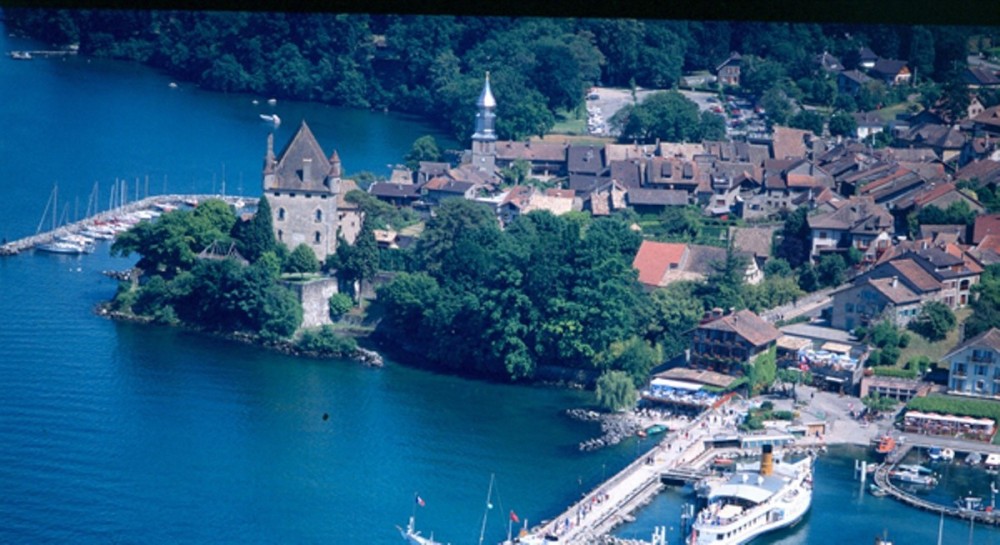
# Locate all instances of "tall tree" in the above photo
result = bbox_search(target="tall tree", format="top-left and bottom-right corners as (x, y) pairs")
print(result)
(234, 196), (277, 262)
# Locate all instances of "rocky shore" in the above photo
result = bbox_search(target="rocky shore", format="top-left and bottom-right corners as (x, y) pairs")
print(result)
(96, 304), (384, 367)
(566, 408), (643, 451)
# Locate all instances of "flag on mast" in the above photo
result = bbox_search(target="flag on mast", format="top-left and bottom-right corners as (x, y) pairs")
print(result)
(510, 510), (519, 523)
(415, 494), (426, 507)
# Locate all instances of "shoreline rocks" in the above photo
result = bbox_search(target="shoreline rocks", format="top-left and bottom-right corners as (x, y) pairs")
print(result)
(566, 408), (643, 451)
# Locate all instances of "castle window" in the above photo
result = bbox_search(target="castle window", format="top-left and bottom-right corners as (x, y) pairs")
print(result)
(278, 208), (286, 221)
(314, 232), (322, 244)
(277, 230), (283, 241)
(305, 194), (311, 198)
(290, 193), (297, 198)
(273, 192), (280, 197)
(321, 195), (328, 199)
(315, 209), (323, 222)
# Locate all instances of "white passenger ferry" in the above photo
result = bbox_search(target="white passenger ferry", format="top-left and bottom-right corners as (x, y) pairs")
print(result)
(690, 445), (813, 545)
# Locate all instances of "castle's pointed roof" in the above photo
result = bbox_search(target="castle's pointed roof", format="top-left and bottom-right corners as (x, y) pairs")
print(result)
(271, 120), (334, 192)
(477, 72), (496, 109)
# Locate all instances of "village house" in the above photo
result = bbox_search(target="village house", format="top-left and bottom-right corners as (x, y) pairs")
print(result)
(689, 309), (781, 376)
(631, 240), (762, 291)
(808, 195), (894, 261)
(964, 66), (1000, 89)
(870, 58), (911, 86)
(837, 69), (873, 97)
(496, 185), (575, 226)
(944, 327), (1000, 399)
(715, 52), (742, 86)
(829, 276), (922, 331)
(494, 140), (569, 179)
(262, 121), (342, 262)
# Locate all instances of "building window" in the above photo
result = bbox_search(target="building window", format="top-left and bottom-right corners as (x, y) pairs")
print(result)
(290, 193), (296, 198)
(278, 208), (286, 221)
(273, 192), (280, 197)
(315, 209), (323, 223)
(277, 229), (283, 241)
(314, 231), (321, 244)
(976, 365), (989, 376)
(846, 303), (855, 313)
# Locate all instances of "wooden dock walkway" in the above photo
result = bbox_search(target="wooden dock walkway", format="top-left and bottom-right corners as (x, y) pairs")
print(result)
(872, 446), (1000, 526)
(0, 194), (254, 256)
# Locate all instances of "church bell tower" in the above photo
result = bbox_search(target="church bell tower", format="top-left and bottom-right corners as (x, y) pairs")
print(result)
(471, 72), (497, 176)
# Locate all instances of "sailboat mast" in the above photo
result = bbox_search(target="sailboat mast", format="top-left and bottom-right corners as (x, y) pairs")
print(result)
(478, 474), (495, 545)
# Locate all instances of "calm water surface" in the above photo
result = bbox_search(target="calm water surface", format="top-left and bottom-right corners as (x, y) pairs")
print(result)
(1, 23), (999, 545)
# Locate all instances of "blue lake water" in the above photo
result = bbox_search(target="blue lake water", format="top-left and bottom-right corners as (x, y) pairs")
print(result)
(1, 19), (999, 545)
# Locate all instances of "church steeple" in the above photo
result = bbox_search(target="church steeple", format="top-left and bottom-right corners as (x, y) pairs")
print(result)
(471, 72), (497, 175)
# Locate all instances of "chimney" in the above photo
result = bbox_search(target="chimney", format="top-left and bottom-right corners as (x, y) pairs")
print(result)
(760, 444), (774, 476)
(302, 157), (312, 183)
(892, 276), (898, 288)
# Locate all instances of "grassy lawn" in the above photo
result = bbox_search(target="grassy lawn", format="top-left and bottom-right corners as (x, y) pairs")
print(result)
(551, 109), (587, 135)
(874, 101), (914, 122)
(897, 307), (971, 367)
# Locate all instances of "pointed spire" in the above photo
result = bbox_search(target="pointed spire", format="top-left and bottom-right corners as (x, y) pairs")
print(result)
(329, 150), (342, 178)
(477, 71), (496, 109)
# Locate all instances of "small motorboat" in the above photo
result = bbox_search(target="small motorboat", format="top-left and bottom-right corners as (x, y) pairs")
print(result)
(889, 469), (937, 486)
(869, 483), (888, 497)
(259, 113), (281, 127)
(644, 424), (667, 435)
(966, 452), (983, 465)
(874, 434), (896, 461)
(927, 446), (944, 462)
(956, 496), (984, 511)
(986, 453), (1000, 473)
(941, 448), (955, 462)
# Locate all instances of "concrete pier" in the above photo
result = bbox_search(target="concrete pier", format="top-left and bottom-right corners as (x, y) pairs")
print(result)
(528, 408), (728, 544)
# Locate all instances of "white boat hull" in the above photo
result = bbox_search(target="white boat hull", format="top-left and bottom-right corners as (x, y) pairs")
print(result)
(690, 456), (813, 545)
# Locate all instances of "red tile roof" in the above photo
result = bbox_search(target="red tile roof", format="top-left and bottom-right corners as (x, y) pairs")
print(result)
(974, 214), (1000, 243)
(889, 259), (941, 293)
(632, 241), (688, 287)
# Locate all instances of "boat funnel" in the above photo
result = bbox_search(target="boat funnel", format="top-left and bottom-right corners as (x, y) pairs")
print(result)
(760, 444), (774, 476)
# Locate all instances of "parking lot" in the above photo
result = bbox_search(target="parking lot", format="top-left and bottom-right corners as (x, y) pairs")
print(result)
(585, 86), (766, 138)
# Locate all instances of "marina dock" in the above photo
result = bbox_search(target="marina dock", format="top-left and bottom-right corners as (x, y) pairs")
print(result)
(871, 438), (1000, 526)
(0, 194), (254, 256)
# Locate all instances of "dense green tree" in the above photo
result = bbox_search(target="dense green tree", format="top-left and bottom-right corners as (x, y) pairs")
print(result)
(658, 206), (702, 240)
(257, 284), (303, 341)
(909, 301), (956, 341)
(595, 337), (661, 387)
(647, 281), (703, 357)
(611, 91), (705, 144)
(416, 198), (501, 275)
(966, 264), (1000, 338)
(764, 258), (792, 277)
(856, 80), (889, 111)
(284, 243), (320, 274)
(816, 254), (848, 287)
(595, 370), (639, 412)
(760, 87), (793, 127)
(111, 202), (235, 275)
(775, 207), (811, 268)
(789, 109), (825, 135)
(404, 135), (442, 171)
(328, 292), (354, 319)
(828, 112), (858, 137)
(233, 196), (276, 262)
(908, 26), (936, 81)
(862, 391), (898, 415)
(739, 56), (789, 97)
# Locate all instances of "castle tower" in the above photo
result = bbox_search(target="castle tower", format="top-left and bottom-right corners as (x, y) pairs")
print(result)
(262, 120), (340, 262)
(471, 72), (497, 176)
